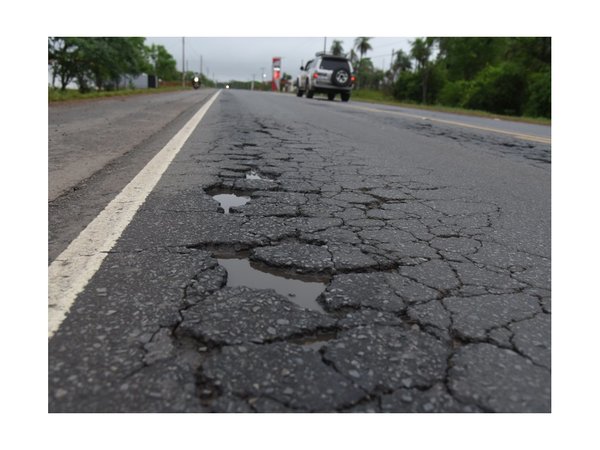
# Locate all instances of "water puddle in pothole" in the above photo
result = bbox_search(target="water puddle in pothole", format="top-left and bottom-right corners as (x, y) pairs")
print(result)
(211, 193), (250, 214)
(217, 256), (328, 313)
(245, 170), (273, 181)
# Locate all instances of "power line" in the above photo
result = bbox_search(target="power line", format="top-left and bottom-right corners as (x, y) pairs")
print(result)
(367, 53), (390, 59)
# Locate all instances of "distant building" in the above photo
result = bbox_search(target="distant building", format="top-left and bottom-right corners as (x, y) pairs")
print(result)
(124, 73), (158, 89)
(48, 66), (157, 90)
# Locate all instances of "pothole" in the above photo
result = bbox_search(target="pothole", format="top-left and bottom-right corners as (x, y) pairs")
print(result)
(246, 170), (273, 181)
(212, 193), (250, 214)
(216, 253), (329, 313)
(207, 187), (251, 214)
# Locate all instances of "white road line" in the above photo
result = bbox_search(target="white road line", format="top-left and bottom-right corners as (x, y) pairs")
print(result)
(48, 90), (221, 338)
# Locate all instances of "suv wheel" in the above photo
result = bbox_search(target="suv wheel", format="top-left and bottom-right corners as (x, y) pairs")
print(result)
(341, 92), (351, 102)
(306, 80), (314, 99)
(332, 68), (351, 87)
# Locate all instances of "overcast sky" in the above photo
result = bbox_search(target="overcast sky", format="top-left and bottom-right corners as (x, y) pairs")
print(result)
(145, 37), (413, 82)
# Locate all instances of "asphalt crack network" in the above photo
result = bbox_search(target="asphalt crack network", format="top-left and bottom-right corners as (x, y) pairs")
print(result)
(49, 94), (550, 413)
(131, 100), (547, 413)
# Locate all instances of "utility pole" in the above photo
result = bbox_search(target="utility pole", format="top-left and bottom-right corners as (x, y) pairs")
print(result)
(324, 37), (327, 53)
(181, 37), (185, 87)
(200, 55), (203, 77)
(150, 45), (158, 88)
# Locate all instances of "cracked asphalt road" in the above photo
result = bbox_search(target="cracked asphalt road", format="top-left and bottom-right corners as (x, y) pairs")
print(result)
(48, 89), (550, 413)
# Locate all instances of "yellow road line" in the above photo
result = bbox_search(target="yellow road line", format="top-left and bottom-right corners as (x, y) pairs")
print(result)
(345, 103), (551, 145)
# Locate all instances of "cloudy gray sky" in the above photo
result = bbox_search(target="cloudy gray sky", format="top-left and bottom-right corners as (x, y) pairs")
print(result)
(145, 37), (413, 82)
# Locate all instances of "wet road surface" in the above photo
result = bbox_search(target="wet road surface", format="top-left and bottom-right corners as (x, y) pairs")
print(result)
(48, 89), (550, 412)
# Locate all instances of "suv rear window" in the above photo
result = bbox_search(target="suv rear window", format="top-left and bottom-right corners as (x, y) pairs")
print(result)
(320, 58), (350, 71)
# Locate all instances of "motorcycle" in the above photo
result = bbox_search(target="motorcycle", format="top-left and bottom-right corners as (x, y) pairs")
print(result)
(192, 76), (201, 89)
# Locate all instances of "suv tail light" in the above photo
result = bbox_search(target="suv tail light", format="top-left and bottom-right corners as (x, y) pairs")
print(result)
(313, 73), (319, 79)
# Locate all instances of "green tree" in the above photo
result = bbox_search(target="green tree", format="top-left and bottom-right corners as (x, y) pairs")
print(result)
(438, 79), (472, 107)
(147, 44), (178, 81)
(354, 37), (372, 60)
(434, 37), (506, 81)
(82, 38), (115, 90)
(523, 69), (551, 118)
(390, 37), (551, 117)
(354, 37), (372, 88)
(48, 37), (152, 93)
(504, 37), (551, 72)
(503, 37), (551, 118)
(432, 37), (551, 117)
(410, 37), (435, 103)
(355, 58), (382, 89)
(410, 38), (432, 71)
(71, 37), (148, 91)
(111, 37), (148, 87)
(330, 40), (344, 56)
(64, 37), (95, 92)
(394, 70), (422, 102)
(48, 37), (79, 90)
(390, 49), (412, 82)
(464, 62), (527, 115)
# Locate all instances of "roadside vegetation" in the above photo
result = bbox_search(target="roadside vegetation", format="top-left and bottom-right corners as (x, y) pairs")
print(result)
(48, 85), (191, 102)
(48, 37), (550, 122)
(48, 37), (215, 97)
(347, 37), (550, 120)
(351, 89), (551, 126)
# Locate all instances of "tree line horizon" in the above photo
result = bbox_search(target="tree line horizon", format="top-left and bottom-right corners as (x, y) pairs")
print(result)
(338, 37), (550, 118)
(48, 37), (550, 118)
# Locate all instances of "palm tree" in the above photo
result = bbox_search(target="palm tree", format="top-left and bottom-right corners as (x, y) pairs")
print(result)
(393, 49), (412, 72)
(410, 37), (434, 102)
(354, 37), (372, 88)
(390, 49), (412, 83)
(330, 40), (344, 56)
(354, 37), (372, 63)
(348, 49), (359, 67)
(410, 37), (432, 71)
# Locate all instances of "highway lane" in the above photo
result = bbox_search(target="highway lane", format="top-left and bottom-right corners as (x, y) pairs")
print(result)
(346, 100), (551, 143)
(246, 90), (550, 256)
(48, 89), (217, 262)
(48, 89), (218, 201)
(49, 89), (551, 412)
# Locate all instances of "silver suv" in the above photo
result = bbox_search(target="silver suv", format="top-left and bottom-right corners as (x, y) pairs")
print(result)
(296, 53), (354, 102)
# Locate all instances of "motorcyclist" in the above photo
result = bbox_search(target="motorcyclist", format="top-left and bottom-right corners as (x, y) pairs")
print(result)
(192, 75), (201, 89)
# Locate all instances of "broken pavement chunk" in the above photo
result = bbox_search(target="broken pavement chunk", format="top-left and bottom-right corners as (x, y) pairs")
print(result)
(443, 293), (540, 340)
(322, 325), (448, 393)
(178, 286), (335, 345)
(448, 343), (550, 412)
(202, 342), (365, 412)
(319, 272), (406, 313)
(251, 242), (334, 273)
